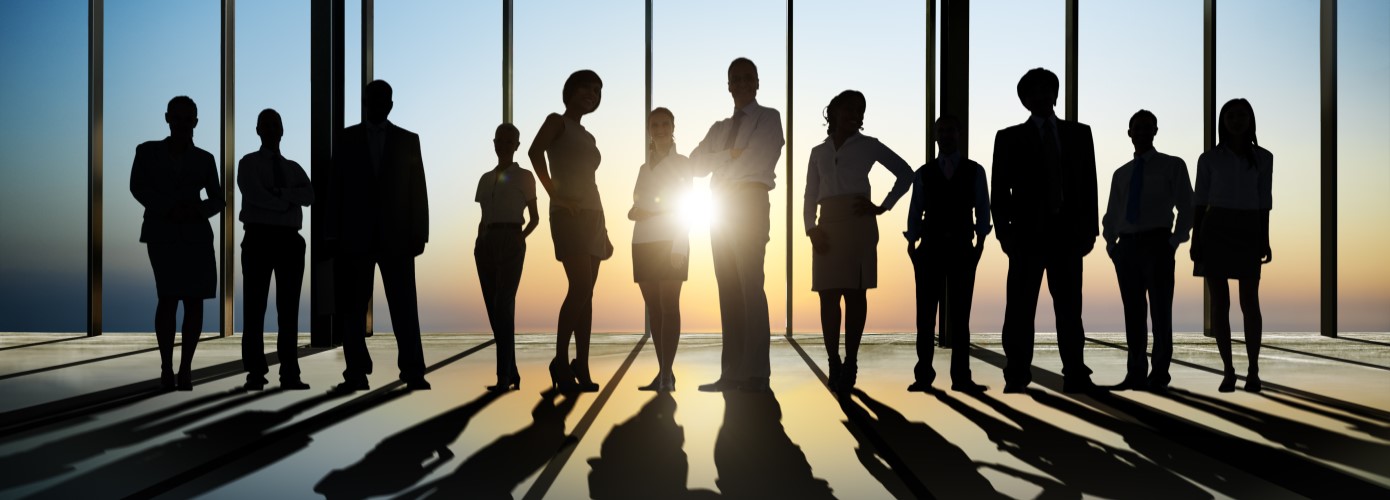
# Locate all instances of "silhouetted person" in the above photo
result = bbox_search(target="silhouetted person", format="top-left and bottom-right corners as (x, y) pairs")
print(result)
(328, 80), (430, 391)
(1191, 98), (1272, 393)
(690, 58), (785, 394)
(1101, 110), (1192, 393)
(529, 69), (609, 393)
(991, 68), (1099, 394)
(630, 107), (693, 392)
(476, 123), (538, 392)
(237, 108), (314, 391)
(804, 90), (912, 393)
(129, 95), (225, 391)
(905, 115), (991, 393)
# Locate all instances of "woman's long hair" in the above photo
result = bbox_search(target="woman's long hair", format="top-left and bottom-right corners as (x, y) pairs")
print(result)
(1217, 98), (1259, 167)
(823, 90), (865, 136)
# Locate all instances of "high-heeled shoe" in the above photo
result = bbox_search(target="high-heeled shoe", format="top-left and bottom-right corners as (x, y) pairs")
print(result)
(487, 376), (521, 392)
(1218, 371), (1237, 393)
(826, 358), (842, 392)
(175, 370), (193, 391)
(638, 372), (662, 392)
(1243, 369), (1262, 393)
(549, 357), (578, 392)
(663, 371), (676, 392)
(160, 369), (176, 391)
(571, 359), (599, 392)
(840, 360), (859, 391)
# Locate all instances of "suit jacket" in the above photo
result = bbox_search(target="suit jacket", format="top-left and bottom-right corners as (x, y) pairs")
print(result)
(328, 122), (429, 258)
(130, 139), (225, 244)
(990, 117), (1098, 257)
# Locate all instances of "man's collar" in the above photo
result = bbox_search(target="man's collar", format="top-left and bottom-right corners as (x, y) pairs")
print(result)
(734, 99), (759, 117)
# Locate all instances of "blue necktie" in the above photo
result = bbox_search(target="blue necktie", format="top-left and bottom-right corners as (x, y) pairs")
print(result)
(1126, 157), (1145, 224)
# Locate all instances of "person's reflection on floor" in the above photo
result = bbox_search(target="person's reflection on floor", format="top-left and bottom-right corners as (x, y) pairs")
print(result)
(314, 391), (503, 499)
(587, 393), (718, 499)
(400, 390), (578, 499)
(714, 390), (833, 499)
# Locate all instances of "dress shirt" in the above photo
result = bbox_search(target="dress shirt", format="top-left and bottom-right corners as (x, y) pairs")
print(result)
(1194, 144), (1273, 211)
(903, 152), (992, 242)
(632, 152), (693, 256)
(366, 119), (390, 173)
(237, 146), (314, 228)
(1102, 149), (1194, 249)
(802, 133), (913, 232)
(1030, 113), (1062, 151)
(476, 162), (537, 225)
(689, 99), (785, 190)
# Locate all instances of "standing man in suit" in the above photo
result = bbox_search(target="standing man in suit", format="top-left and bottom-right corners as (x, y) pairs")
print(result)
(991, 68), (1099, 394)
(690, 58), (785, 393)
(1102, 110), (1193, 393)
(329, 80), (431, 391)
(238, 108), (314, 391)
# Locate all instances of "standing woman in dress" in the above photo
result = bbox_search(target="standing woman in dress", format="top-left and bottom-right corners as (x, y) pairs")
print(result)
(129, 96), (225, 390)
(1191, 98), (1273, 393)
(803, 90), (914, 392)
(630, 107), (692, 392)
(529, 70), (610, 392)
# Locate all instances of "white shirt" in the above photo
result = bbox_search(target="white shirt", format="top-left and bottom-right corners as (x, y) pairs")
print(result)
(237, 146), (313, 228)
(803, 133), (913, 232)
(903, 152), (993, 242)
(631, 152), (692, 256)
(1102, 149), (1194, 249)
(689, 99), (785, 190)
(1194, 144), (1273, 211)
(475, 162), (537, 225)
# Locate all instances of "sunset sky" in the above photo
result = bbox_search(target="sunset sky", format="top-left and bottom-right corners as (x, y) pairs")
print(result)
(1, 0), (1386, 334)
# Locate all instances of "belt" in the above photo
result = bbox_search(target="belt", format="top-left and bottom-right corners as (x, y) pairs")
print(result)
(486, 222), (523, 230)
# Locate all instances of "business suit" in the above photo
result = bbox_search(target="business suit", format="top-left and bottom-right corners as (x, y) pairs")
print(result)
(130, 139), (225, 299)
(329, 120), (430, 386)
(991, 116), (1098, 389)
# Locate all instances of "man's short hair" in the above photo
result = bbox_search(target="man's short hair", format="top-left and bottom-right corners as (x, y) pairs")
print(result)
(728, 57), (758, 76)
(1016, 68), (1059, 102)
(167, 95), (196, 114)
(1130, 109), (1157, 128)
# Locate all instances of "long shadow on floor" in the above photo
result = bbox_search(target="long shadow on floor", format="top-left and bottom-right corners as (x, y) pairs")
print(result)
(0, 335), (227, 381)
(0, 388), (273, 493)
(847, 389), (1008, 499)
(933, 387), (1208, 500)
(21, 389), (350, 499)
(587, 392), (719, 499)
(0, 335), (88, 352)
(1258, 391), (1390, 442)
(1231, 339), (1390, 372)
(313, 390), (504, 499)
(714, 390), (834, 500)
(0, 345), (333, 440)
(969, 343), (1390, 498)
(397, 390), (579, 499)
(1166, 388), (1390, 479)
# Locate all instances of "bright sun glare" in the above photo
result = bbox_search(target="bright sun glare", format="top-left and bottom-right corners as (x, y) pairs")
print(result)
(680, 182), (716, 231)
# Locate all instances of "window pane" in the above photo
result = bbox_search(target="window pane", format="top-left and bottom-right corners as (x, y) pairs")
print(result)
(372, 0), (501, 333)
(1219, 0), (1320, 332)
(234, 0), (312, 334)
(791, 1), (928, 336)
(516, 0), (644, 333)
(1338, 0), (1390, 332)
(103, 0), (222, 332)
(653, 0), (789, 335)
(1080, 1), (1204, 332)
(0, 0), (87, 332)
(969, 0), (1066, 333)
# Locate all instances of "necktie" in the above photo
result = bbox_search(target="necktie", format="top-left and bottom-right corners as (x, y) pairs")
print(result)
(271, 153), (287, 189)
(1126, 157), (1145, 224)
(724, 110), (744, 150)
(1041, 119), (1063, 213)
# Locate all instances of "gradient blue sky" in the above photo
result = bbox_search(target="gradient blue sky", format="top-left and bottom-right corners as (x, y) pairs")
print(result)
(1, 0), (1386, 333)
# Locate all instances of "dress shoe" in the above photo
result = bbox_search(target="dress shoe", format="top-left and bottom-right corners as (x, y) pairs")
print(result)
(1062, 378), (1097, 394)
(487, 376), (520, 392)
(404, 378), (432, 391)
(638, 373), (663, 392)
(244, 377), (268, 391)
(698, 379), (734, 392)
(1002, 382), (1029, 394)
(1110, 378), (1149, 392)
(333, 379), (370, 392)
(906, 380), (935, 392)
(281, 379), (312, 391)
(951, 381), (989, 393)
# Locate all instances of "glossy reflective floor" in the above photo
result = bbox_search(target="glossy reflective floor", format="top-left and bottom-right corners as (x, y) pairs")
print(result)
(1, 331), (1388, 499)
